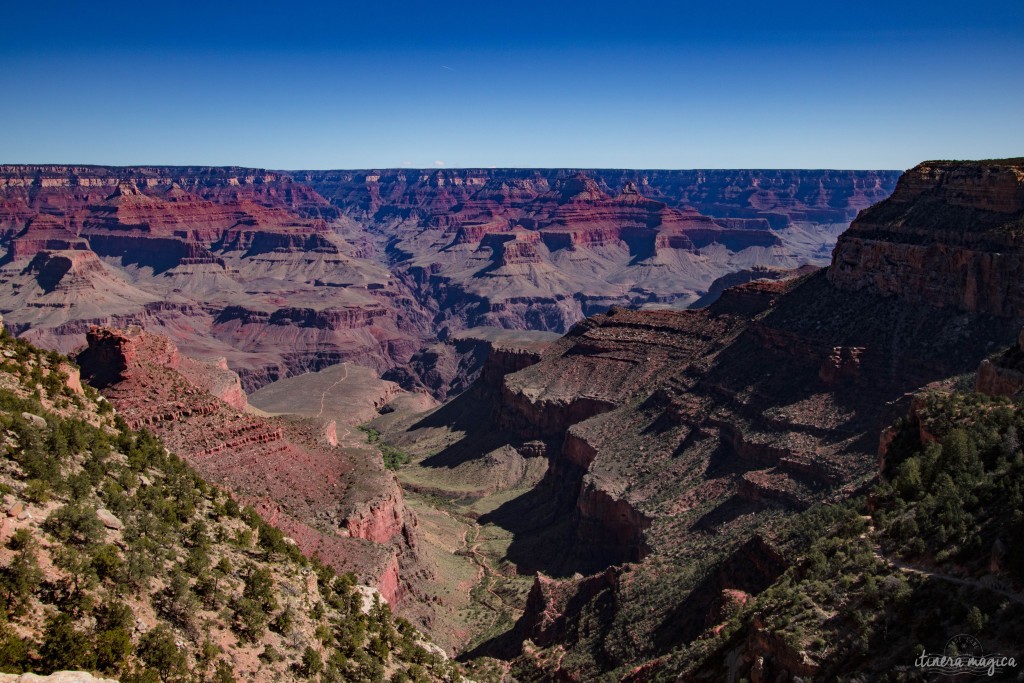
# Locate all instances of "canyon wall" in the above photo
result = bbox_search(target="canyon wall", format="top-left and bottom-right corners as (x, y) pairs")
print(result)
(1, 164), (898, 393)
(297, 168), (898, 229)
(303, 169), (900, 334)
(0, 165), (430, 391)
(829, 159), (1024, 315)
(400, 159), (1024, 678)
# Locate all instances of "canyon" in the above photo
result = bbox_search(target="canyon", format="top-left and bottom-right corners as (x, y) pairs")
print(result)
(8, 160), (1024, 679)
(365, 159), (1024, 679)
(0, 165), (898, 396)
(0, 163), (901, 664)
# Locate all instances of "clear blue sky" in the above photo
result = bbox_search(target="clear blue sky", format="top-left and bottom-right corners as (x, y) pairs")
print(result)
(2, 1), (1022, 170)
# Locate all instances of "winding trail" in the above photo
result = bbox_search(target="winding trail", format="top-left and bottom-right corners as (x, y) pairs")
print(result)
(885, 555), (1024, 606)
(315, 364), (349, 419)
(431, 503), (518, 615)
(866, 520), (1024, 607)
(464, 525), (511, 608)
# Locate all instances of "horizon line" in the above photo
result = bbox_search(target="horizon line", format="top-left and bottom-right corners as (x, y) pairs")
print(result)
(0, 162), (921, 173)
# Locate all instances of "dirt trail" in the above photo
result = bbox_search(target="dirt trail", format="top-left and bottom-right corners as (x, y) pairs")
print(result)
(431, 504), (516, 613)
(867, 522), (1024, 606)
(315, 364), (349, 418)
(464, 525), (511, 607)
(886, 554), (1024, 606)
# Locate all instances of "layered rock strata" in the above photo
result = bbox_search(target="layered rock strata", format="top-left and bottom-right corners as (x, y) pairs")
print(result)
(388, 160), (1024, 678)
(0, 165), (898, 387)
(0, 166), (430, 390)
(829, 159), (1024, 315)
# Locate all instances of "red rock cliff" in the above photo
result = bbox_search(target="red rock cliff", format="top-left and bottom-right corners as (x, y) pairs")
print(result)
(829, 159), (1024, 316)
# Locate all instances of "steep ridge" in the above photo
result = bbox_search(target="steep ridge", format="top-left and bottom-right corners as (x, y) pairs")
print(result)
(0, 323), (462, 681)
(74, 326), (419, 606)
(372, 159), (1024, 678)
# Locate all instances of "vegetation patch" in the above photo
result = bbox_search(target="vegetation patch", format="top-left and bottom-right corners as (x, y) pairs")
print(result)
(0, 331), (463, 682)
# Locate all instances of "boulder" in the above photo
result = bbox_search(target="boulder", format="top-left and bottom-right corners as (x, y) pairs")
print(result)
(0, 673), (118, 683)
(20, 413), (46, 429)
(96, 508), (124, 530)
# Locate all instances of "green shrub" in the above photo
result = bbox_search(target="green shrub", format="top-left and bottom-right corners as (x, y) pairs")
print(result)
(0, 531), (42, 616)
(38, 613), (96, 673)
(137, 625), (186, 680)
(45, 503), (105, 546)
(300, 646), (323, 678)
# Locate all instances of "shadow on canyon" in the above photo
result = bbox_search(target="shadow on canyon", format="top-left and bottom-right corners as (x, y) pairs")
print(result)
(412, 387), (631, 577)
(412, 389), (512, 469)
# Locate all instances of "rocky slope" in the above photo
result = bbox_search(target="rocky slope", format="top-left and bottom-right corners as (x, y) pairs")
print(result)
(74, 326), (419, 607)
(664, 375), (1024, 682)
(0, 328), (461, 682)
(369, 159), (1024, 679)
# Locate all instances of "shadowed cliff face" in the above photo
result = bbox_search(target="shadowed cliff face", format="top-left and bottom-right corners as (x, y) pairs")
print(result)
(0, 165), (898, 394)
(373, 159), (1024, 678)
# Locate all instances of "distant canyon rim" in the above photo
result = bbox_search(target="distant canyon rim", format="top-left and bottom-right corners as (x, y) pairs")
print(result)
(0, 164), (899, 395)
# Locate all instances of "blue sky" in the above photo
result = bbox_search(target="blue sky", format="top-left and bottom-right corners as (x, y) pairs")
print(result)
(2, 1), (1022, 169)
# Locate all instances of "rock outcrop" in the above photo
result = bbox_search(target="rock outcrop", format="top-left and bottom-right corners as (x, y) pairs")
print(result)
(976, 328), (1024, 397)
(518, 568), (621, 648)
(75, 326), (418, 605)
(384, 327), (560, 400)
(0, 673), (118, 683)
(829, 159), (1024, 315)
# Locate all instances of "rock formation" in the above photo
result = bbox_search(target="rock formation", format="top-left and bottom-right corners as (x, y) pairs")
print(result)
(383, 326), (561, 400)
(76, 326), (418, 605)
(347, 169), (897, 334)
(0, 165), (431, 391)
(375, 159), (1024, 678)
(829, 159), (1024, 315)
(976, 328), (1024, 397)
(0, 164), (898, 394)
